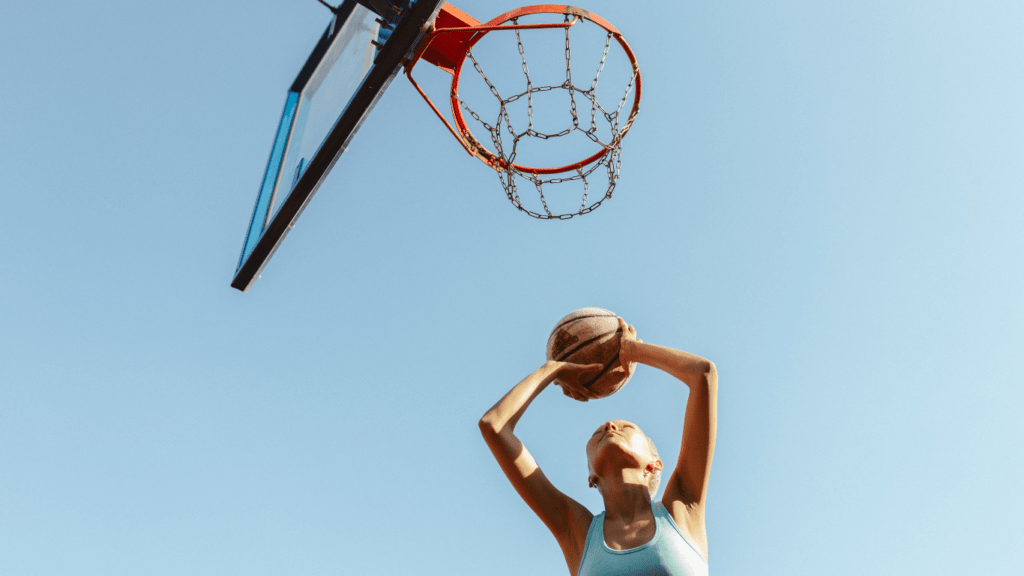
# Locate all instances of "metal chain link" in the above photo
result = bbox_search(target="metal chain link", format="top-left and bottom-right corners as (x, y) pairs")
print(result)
(565, 15), (579, 128)
(590, 33), (613, 132)
(513, 20), (535, 132)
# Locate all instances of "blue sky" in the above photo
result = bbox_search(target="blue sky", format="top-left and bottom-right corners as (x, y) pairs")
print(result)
(1, 1), (1021, 574)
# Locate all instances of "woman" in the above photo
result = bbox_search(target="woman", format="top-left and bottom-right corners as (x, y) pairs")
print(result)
(479, 319), (717, 576)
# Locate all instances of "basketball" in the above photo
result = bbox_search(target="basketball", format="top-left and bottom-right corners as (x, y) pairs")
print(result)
(546, 307), (636, 400)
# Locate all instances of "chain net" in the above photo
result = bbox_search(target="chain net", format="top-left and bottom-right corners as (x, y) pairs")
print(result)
(456, 15), (638, 219)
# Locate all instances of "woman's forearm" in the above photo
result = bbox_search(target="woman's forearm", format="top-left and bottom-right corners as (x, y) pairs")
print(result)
(624, 340), (715, 389)
(480, 361), (560, 434)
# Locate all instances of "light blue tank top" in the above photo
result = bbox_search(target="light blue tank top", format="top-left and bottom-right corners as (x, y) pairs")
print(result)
(577, 502), (709, 576)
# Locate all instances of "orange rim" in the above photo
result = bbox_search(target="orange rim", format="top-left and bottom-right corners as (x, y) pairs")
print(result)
(440, 5), (641, 175)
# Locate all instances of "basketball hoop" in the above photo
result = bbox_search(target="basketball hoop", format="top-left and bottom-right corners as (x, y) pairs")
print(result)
(406, 3), (641, 219)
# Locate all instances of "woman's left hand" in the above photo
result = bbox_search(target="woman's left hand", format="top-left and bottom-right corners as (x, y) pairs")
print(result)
(618, 317), (641, 376)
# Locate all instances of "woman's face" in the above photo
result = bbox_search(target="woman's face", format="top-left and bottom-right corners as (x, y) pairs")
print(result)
(586, 420), (652, 473)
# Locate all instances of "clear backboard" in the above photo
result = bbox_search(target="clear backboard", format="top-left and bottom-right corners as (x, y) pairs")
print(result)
(233, 0), (444, 292)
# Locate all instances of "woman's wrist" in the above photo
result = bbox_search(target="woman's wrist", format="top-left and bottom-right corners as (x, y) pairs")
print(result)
(539, 360), (564, 384)
(621, 338), (645, 365)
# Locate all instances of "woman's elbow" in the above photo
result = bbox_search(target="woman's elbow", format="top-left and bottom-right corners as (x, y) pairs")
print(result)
(479, 415), (499, 437)
(703, 361), (718, 388)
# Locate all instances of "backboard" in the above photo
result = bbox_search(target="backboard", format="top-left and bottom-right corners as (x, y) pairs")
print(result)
(233, 0), (444, 292)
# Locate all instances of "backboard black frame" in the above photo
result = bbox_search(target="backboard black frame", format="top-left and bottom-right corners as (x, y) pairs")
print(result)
(232, 0), (444, 292)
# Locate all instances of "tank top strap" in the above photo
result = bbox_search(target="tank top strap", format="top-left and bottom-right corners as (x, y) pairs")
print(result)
(653, 502), (708, 564)
(580, 510), (606, 560)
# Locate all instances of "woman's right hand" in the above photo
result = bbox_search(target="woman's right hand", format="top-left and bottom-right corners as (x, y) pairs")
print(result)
(551, 361), (604, 402)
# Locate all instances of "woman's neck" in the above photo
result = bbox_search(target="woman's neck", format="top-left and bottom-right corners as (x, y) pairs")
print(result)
(598, 470), (653, 522)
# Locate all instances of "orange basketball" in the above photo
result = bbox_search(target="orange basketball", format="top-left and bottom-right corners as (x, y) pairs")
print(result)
(546, 307), (635, 400)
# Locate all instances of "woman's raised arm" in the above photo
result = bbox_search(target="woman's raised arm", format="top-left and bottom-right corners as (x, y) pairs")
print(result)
(479, 361), (601, 575)
(618, 318), (717, 560)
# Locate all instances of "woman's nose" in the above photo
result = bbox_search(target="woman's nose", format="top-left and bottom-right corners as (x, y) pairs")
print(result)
(605, 422), (618, 431)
